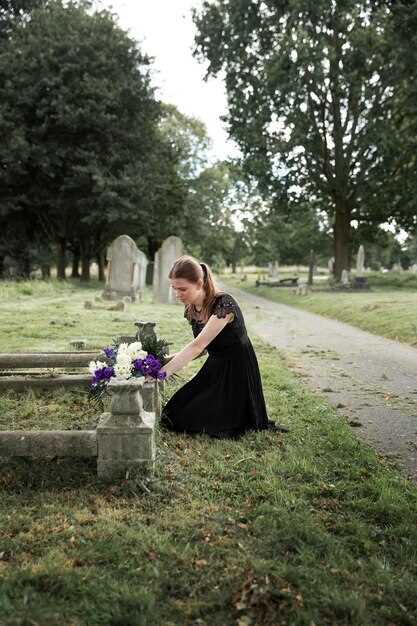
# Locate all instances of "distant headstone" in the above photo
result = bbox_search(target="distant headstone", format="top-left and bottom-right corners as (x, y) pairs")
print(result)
(137, 249), (149, 293)
(153, 236), (184, 304)
(328, 257), (335, 274)
(410, 263), (417, 273)
(70, 339), (87, 350)
(356, 245), (365, 276)
(341, 269), (350, 286)
(102, 235), (148, 301)
(392, 262), (403, 272)
(268, 260), (279, 279)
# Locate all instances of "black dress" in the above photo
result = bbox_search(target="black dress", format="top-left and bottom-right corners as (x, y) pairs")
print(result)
(161, 292), (274, 439)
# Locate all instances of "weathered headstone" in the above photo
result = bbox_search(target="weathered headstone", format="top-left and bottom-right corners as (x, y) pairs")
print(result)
(328, 257), (335, 274)
(341, 269), (350, 286)
(137, 249), (148, 293)
(268, 260), (279, 279)
(356, 245), (365, 276)
(153, 236), (184, 304)
(392, 262), (403, 272)
(102, 235), (148, 301)
(410, 263), (417, 274)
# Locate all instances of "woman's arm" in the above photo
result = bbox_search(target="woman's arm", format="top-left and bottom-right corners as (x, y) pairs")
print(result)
(160, 312), (233, 379)
(164, 351), (204, 363)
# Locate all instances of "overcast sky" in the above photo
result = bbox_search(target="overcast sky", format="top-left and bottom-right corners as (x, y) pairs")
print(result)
(95, 0), (239, 161)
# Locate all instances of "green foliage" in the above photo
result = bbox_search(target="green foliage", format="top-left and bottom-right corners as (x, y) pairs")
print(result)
(0, 0), (185, 275)
(140, 335), (170, 364)
(193, 1), (412, 277)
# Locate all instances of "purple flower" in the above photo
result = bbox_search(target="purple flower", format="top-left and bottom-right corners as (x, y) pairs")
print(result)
(91, 365), (115, 386)
(132, 354), (164, 380)
(102, 346), (116, 360)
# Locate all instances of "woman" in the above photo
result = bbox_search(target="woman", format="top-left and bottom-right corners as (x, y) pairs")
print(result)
(160, 255), (289, 439)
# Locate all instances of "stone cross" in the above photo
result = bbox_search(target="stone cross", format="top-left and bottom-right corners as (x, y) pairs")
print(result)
(153, 236), (184, 303)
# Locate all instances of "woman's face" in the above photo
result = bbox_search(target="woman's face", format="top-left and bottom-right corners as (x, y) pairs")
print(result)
(170, 277), (203, 305)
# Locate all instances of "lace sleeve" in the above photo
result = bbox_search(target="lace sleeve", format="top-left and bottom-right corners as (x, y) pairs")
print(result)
(212, 294), (237, 320)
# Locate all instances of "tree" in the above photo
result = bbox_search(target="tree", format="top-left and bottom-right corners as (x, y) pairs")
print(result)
(0, 0), (45, 41)
(193, 0), (402, 279)
(0, 0), (184, 278)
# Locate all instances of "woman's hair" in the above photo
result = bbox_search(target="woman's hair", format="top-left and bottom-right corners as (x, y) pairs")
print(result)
(168, 255), (222, 321)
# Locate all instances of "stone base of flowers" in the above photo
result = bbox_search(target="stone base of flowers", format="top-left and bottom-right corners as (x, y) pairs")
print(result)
(96, 378), (156, 480)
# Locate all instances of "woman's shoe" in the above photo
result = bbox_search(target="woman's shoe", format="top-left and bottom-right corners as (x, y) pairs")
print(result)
(267, 420), (289, 433)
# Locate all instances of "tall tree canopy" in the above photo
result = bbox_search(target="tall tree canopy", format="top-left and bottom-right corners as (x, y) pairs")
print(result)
(193, 0), (410, 279)
(0, 0), (185, 278)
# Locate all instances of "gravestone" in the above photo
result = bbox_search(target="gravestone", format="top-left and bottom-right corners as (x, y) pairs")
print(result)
(153, 236), (183, 304)
(137, 249), (148, 293)
(268, 260), (279, 279)
(392, 262), (403, 272)
(328, 257), (335, 274)
(102, 235), (148, 301)
(356, 245), (365, 276)
(410, 263), (417, 273)
(341, 269), (350, 286)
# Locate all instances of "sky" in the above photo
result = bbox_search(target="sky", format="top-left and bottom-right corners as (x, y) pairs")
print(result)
(95, 0), (239, 161)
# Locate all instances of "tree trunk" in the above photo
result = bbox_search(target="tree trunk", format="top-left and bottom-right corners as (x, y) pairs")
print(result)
(97, 249), (105, 282)
(308, 249), (315, 286)
(0, 255), (4, 279)
(57, 238), (67, 280)
(147, 237), (161, 260)
(81, 251), (90, 281)
(71, 244), (80, 278)
(41, 264), (51, 279)
(333, 202), (351, 281)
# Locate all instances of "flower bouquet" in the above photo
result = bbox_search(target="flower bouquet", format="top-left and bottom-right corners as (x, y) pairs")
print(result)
(88, 334), (169, 405)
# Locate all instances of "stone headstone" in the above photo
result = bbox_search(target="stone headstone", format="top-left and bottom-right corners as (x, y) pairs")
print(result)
(137, 249), (148, 293)
(153, 236), (184, 304)
(328, 257), (335, 274)
(410, 263), (417, 273)
(392, 262), (403, 272)
(268, 260), (279, 279)
(356, 245), (365, 276)
(341, 269), (350, 286)
(103, 235), (148, 301)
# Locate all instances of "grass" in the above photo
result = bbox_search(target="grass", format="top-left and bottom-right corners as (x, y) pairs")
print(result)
(222, 272), (417, 347)
(0, 279), (417, 625)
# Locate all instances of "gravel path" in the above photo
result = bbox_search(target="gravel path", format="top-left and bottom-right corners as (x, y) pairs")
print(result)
(224, 283), (417, 482)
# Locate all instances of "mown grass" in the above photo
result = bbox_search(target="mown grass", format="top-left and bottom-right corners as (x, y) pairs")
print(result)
(0, 279), (417, 625)
(222, 272), (417, 347)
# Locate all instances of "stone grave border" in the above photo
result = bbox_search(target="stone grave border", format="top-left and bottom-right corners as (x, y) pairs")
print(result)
(0, 321), (165, 480)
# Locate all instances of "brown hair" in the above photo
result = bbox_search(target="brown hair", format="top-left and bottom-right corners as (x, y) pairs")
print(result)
(168, 255), (223, 322)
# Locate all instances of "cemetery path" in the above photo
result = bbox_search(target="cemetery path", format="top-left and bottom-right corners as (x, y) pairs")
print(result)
(221, 283), (417, 482)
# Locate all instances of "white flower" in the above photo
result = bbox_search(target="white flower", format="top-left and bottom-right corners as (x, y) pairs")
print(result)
(126, 341), (146, 361)
(127, 341), (142, 353)
(114, 362), (132, 379)
(89, 360), (107, 374)
(115, 352), (132, 367)
(117, 343), (129, 356)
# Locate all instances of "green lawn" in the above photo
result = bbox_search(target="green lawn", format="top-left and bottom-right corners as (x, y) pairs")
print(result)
(1, 280), (417, 626)
(221, 272), (417, 347)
